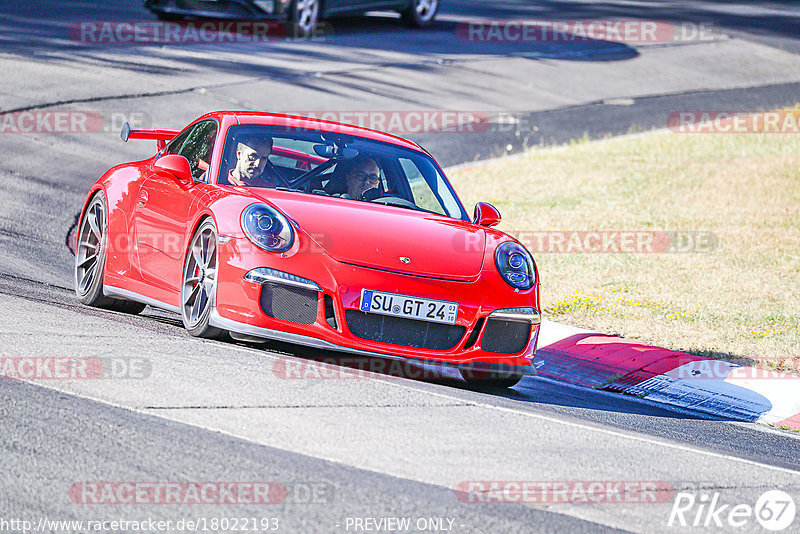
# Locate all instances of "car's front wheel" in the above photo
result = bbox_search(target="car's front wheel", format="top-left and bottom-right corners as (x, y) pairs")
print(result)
(289, 0), (320, 39)
(400, 0), (438, 28)
(75, 192), (146, 314)
(459, 368), (523, 388)
(181, 218), (227, 339)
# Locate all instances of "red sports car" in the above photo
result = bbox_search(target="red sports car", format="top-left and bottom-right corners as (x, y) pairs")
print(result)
(74, 111), (540, 387)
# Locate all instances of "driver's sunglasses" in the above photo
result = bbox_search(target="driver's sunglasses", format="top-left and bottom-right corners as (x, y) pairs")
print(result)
(350, 171), (380, 183)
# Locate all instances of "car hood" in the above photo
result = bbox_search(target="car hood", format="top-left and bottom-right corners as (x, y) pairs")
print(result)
(255, 192), (486, 280)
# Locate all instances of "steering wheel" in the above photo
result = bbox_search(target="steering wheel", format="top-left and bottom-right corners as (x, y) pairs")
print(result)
(369, 195), (419, 209)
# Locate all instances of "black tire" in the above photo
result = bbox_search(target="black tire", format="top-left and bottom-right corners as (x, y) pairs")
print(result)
(459, 368), (523, 388)
(288, 0), (320, 39)
(74, 192), (146, 315)
(401, 0), (438, 28)
(181, 218), (227, 339)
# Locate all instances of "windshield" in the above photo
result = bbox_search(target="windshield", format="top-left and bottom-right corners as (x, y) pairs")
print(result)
(219, 124), (469, 220)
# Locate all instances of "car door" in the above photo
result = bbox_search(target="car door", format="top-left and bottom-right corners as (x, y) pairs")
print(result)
(352, 0), (408, 13)
(327, 0), (401, 16)
(133, 119), (218, 297)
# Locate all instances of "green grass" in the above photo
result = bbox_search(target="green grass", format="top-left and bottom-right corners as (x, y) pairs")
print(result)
(450, 127), (800, 371)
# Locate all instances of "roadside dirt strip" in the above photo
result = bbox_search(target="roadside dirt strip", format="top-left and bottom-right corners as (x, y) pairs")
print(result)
(536, 320), (800, 431)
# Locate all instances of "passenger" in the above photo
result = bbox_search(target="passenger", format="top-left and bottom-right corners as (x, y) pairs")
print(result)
(227, 135), (276, 188)
(326, 155), (381, 199)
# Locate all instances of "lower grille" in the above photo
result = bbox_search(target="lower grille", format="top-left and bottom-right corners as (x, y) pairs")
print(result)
(260, 283), (318, 325)
(345, 310), (465, 351)
(174, 0), (255, 16)
(481, 319), (531, 354)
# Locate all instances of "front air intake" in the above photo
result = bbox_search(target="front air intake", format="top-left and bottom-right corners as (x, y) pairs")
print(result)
(260, 283), (318, 324)
(344, 310), (465, 350)
(480, 319), (530, 354)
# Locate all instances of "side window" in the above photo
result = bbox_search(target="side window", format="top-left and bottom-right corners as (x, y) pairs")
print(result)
(269, 153), (306, 170)
(176, 120), (218, 182)
(399, 158), (445, 215)
(162, 128), (191, 157)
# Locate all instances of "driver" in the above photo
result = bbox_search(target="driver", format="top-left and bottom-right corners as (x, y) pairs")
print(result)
(228, 135), (276, 188)
(337, 155), (381, 199)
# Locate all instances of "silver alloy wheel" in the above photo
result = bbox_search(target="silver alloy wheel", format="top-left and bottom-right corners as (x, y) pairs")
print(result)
(294, 0), (319, 36)
(74, 192), (145, 314)
(181, 222), (218, 329)
(414, 0), (437, 22)
(75, 195), (106, 297)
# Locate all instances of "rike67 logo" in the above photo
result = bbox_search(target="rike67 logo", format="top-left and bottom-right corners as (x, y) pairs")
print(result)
(668, 490), (796, 531)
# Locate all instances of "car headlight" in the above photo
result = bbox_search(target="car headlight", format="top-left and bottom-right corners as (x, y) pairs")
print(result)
(241, 203), (294, 253)
(495, 241), (536, 290)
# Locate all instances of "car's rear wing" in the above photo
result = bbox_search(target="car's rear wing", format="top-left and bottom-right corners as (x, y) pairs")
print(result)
(120, 122), (180, 151)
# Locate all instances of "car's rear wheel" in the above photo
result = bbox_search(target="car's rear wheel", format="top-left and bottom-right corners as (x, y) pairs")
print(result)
(75, 192), (146, 314)
(401, 0), (438, 28)
(459, 368), (523, 388)
(181, 219), (227, 339)
(289, 0), (319, 39)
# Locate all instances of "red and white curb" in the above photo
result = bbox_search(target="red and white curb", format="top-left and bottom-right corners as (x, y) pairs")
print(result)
(536, 320), (800, 430)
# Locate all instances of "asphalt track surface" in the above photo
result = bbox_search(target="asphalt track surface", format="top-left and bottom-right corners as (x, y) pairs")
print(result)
(2, 1), (800, 532)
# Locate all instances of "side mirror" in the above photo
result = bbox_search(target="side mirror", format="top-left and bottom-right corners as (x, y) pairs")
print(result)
(154, 154), (193, 185)
(473, 202), (501, 227)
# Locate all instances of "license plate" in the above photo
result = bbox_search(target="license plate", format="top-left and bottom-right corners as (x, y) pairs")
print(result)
(359, 289), (458, 325)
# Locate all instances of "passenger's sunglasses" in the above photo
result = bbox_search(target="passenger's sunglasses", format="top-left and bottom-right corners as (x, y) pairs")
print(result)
(349, 171), (380, 183)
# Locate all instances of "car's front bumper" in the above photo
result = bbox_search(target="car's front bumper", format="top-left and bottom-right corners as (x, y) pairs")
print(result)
(144, 0), (291, 20)
(213, 236), (540, 374)
(209, 310), (538, 375)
